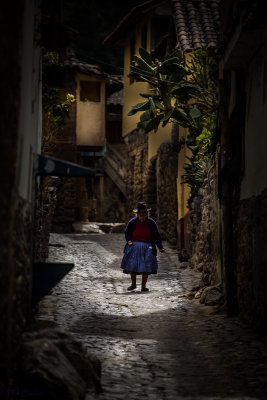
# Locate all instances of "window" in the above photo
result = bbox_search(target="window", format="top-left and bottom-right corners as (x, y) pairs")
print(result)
(141, 25), (147, 50)
(80, 81), (101, 102)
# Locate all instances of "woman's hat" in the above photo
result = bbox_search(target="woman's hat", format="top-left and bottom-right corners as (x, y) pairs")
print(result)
(133, 202), (151, 214)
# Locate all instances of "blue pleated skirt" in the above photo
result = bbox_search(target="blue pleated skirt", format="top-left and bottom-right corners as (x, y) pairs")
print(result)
(121, 241), (158, 275)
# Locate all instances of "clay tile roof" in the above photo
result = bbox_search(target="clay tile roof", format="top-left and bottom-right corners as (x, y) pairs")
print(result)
(107, 88), (124, 106)
(172, 0), (220, 53)
(64, 57), (107, 77)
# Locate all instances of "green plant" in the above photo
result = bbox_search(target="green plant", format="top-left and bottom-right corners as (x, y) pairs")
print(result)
(186, 48), (218, 120)
(42, 50), (75, 152)
(127, 48), (201, 133)
(128, 47), (218, 205)
(43, 87), (74, 127)
(182, 48), (218, 205)
(183, 117), (215, 200)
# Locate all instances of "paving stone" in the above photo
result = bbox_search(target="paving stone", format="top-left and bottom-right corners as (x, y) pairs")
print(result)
(36, 233), (267, 400)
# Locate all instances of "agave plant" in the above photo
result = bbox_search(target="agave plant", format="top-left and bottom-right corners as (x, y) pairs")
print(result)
(127, 48), (201, 133)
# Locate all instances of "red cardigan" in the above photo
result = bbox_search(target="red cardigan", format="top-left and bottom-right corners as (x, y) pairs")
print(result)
(132, 219), (151, 242)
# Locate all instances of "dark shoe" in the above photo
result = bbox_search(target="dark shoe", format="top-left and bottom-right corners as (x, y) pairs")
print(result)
(127, 285), (136, 291)
(141, 287), (149, 292)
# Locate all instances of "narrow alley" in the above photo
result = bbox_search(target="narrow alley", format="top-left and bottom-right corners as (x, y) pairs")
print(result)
(36, 233), (267, 400)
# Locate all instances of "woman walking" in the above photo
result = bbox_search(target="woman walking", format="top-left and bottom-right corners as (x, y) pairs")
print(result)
(121, 202), (165, 292)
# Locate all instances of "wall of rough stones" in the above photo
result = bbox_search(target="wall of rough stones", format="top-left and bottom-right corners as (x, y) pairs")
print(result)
(125, 130), (178, 244)
(156, 141), (178, 245)
(1, 196), (32, 385)
(0, 0), (33, 384)
(33, 177), (59, 261)
(144, 155), (157, 218)
(51, 173), (127, 230)
(189, 158), (221, 285)
(234, 188), (267, 332)
(100, 175), (127, 222)
(10, 197), (32, 345)
(125, 129), (149, 219)
(52, 178), (77, 232)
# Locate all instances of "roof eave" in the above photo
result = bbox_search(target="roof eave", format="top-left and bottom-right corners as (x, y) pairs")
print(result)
(103, 0), (165, 45)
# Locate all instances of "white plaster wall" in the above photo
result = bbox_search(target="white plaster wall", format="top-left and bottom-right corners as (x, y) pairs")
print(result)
(17, 0), (42, 202)
(240, 45), (267, 200)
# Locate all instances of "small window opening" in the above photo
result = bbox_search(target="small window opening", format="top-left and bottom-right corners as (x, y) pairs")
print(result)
(80, 81), (101, 102)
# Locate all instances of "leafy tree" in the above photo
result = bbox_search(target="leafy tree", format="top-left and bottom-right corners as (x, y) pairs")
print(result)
(128, 47), (218, 205)
(182, 48), (218, 205)
(183, 117), (216, 200)
(42, 51), (75, 153)
(127, 48), (201, 133)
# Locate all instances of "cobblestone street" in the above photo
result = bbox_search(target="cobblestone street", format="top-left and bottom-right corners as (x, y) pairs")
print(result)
(36, 233), (267, 400)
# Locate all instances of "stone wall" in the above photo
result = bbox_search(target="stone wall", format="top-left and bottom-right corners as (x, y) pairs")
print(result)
(0, 0), (32, 385)
(52, 178), (77, 233)
(234, 188), (267, 333)
(99, 175), (127, 222)
(33, 177), (59, 261)
(9, 197), (32, 350)
(49, 69), (81, 233)
(0, 196), (32, 385)
(189, 158), (220, 285)
(156, 141), (178, 245)
(125, 131), (178, 244)
(125, 129), (149, 219)
(144, 155), (157, 218)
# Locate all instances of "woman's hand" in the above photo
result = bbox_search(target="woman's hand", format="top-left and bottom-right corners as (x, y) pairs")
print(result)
(128, 241), (133, 246)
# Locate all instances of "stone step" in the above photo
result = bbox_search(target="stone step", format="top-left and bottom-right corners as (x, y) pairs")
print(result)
(72, 222), (125, 234)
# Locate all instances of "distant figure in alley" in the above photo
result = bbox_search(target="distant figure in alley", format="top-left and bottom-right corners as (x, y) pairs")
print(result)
(121, 202), (165, 292)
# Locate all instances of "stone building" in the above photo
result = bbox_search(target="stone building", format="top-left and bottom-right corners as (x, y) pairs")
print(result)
(188, 156), (221, 286)
(104, 0), (220, 247)
(171, 0), (220, 255)
(183, 0), (267, 333)
(104, 0), (176, 242)
(218, 0), (267, 331)
(0, 0), (102, 385)
(0, 0), (42, 385)
(170, 1), (221, 288)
